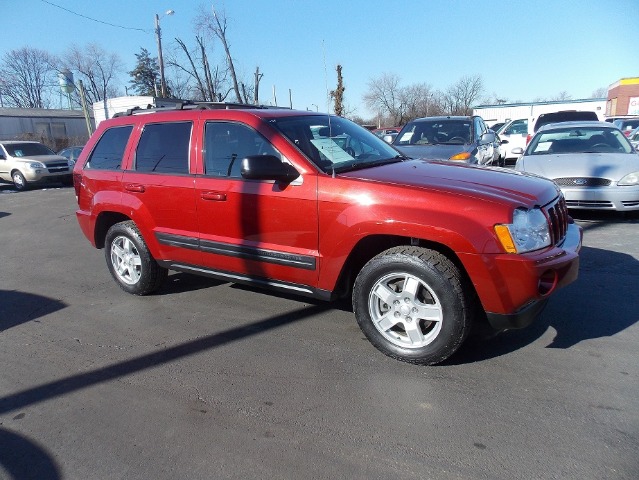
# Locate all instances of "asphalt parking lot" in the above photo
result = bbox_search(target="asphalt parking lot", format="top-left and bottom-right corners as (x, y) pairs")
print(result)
(1, 185), (638, 480)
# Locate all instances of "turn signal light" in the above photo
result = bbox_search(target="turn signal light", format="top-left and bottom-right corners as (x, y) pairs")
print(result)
(449, 152), (471, 161)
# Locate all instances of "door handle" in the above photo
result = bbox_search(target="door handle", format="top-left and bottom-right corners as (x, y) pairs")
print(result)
(201, 192), (227, 201)
(124, 183), (145, 193)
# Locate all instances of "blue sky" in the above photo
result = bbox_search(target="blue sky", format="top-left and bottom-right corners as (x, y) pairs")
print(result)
(1, 0), (637, 118)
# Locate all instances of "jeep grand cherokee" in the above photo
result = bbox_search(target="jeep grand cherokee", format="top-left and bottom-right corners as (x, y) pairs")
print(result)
(73, 103), (582, 365)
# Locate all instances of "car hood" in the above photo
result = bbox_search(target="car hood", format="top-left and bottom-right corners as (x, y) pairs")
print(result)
(11, 154), (68, 164)
(519, 152), (639, 181)
(340, 159), (560, 207)
(393, 144), (471, 160)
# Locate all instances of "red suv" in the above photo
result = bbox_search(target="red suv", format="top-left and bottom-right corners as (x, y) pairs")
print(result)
(73, 103), (582, 365)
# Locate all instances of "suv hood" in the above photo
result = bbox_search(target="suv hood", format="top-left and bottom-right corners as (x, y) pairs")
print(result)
(12, 154), (68, 164)
(341, 159), (559, 207)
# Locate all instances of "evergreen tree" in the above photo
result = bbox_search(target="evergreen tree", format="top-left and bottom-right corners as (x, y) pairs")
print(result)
(129, 48), (162, 96)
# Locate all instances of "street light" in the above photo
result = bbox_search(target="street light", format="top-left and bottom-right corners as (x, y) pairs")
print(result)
(155, 9), (174, 98)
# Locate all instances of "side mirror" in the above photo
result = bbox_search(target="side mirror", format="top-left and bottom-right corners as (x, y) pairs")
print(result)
(241, 155), (299, 183)
(501, 139), (509, 145)
(480, 132), (496, 145)
(382, 134), (394, 143)
(511, 147), (524, 155)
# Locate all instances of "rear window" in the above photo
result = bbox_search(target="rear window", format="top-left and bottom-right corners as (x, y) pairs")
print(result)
(86, 125), (133, 170)
(534, 111), (598, 132)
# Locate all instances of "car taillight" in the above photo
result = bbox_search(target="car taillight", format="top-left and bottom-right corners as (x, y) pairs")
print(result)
(73, 173), (82, 203)
(526, 134), (532, 145)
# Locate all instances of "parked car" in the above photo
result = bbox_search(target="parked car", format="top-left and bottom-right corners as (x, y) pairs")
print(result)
(490, 121), (506, 131)
(612, 117), (639, 137)
(527, 110), (599, 144)
(73, 103), (581, 365)
(392, 116), (502, 166)
(496, 118), (528, 166)
(57, 145), (85, 165)
(0, 141), (74, 190)
(514, 121), (639, 211)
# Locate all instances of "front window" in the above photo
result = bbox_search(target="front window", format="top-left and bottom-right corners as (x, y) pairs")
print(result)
(526, 126), (634, 155)
(3, 143), (55, 157)
(270, 115), (400, 174)
(395, 120), (471, 146)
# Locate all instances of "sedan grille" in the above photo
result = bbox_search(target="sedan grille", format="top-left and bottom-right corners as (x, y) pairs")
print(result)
(565, 200), (614, 208)
(553, 177), (611, 187)
(47, 161), (70, 174)
(544, 196), (568, 245)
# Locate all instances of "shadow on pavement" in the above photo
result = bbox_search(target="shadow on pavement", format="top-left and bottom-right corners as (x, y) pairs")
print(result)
(446, 244), (639, 364)
(0, 428), (61, 480)
(0, 290), (67, 332)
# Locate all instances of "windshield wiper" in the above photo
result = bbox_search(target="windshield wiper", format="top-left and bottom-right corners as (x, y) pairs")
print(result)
(332, 157), (404, 174)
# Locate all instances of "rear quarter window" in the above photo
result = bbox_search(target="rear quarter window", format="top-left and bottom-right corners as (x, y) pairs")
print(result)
(86, 125), (133, 170)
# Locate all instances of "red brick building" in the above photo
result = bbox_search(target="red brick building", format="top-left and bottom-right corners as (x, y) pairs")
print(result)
(607, 77), (639, 116)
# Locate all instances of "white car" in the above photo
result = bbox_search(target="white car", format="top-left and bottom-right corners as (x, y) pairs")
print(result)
(0, 141), (74, 191)
(514, 121), (639, 211)
(496, 118), (528, 165)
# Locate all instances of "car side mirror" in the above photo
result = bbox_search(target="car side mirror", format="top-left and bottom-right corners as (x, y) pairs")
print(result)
(480, 132), (496, 145)
(511, 147), (524, 155)
(241, 155), (299, 183)
(501, 139), (509, 145)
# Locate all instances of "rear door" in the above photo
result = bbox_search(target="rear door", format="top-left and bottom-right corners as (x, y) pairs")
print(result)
(121, 116), (200, 265)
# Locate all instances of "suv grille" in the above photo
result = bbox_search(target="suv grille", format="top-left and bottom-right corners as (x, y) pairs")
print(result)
(544, 196), (568, 245)
(47, 161), (70, 173)
(553, 177), (611, 187)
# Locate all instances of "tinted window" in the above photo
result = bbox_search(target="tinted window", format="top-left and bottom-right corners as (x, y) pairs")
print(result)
(505, 119), (527, 135)
(135, 122), (191, 174)
(86, 125), (133, 170)
(3, 143), (55, 157)
(204, 122), (280, 178)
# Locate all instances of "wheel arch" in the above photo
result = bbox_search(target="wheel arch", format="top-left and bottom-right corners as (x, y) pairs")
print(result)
(332, 234), (479, 302)
(94, 211), (131, 249)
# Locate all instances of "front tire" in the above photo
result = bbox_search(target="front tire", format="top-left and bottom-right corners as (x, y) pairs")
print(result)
(12, 171), (28, 191)
(104, 221), (168, 295)
(353, 246), (474, 365)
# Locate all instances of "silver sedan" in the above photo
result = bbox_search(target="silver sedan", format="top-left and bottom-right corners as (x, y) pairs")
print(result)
(514, 121), (639, 211)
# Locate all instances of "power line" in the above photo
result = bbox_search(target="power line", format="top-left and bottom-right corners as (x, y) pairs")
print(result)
(40, 0), (151, 33)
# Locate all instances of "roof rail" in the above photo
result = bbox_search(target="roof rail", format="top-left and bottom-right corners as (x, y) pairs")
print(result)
(112, 101), (290, 117)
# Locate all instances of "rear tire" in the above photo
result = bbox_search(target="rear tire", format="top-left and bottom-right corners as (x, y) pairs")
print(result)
(104, 221), (168, 295)
(353, 246), (474, 365)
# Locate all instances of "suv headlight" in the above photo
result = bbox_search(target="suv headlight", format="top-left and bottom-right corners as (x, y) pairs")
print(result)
(618, 172), (639, 186)
(26, 161), (46, 169)
(494, 207), (551, 253)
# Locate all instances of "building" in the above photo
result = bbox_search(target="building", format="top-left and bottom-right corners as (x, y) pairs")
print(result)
(606, 77), (639, 117)
(0, 108), (94, 150)
(473, 98), (606, 126)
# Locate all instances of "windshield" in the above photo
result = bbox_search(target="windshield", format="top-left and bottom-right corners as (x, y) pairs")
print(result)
(526, 126), (633, 155)
(395, 119), (471, 146)
(3, 142), (56, 157)
(269, 115), (401, 174)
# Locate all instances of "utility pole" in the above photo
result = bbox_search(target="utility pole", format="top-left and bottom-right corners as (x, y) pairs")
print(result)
(155, 10), (174, 98)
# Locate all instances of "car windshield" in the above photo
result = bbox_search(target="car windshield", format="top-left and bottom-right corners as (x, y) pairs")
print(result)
(3, 142), (56, 157)
(395, 120), (471, 146)
(269, 115), (402, 174)
(526, 127), (633, 155)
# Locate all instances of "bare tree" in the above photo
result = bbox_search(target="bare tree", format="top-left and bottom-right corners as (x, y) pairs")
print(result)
(401, 83), (443, 120)
(442, 75), (484, 115)
(0, 47), (57, 108)
(550, 91), (572, 101)
(196, 6), (243, 103)
(591, 87), (607, 98)
(364, 73), (406, 125)
(168, 36), (231, 101)
(330, 64), (345, 116)
(61, 44), (123, 105)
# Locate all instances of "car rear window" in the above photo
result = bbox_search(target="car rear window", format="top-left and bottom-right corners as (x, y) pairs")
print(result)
(534, 111), (598, 132)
